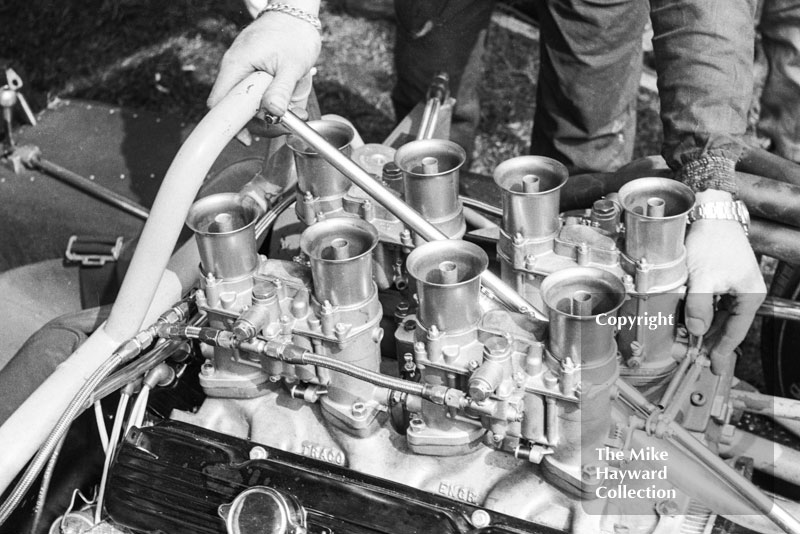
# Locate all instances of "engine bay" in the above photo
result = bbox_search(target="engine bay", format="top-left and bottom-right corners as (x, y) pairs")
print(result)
(3, 95), (800, 534)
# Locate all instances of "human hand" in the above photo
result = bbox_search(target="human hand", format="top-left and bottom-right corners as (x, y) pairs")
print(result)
(684, 191), (766, 375)
(208, 7), (321, 117)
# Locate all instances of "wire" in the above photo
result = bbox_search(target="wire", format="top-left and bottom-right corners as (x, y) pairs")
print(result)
(94, 391), (131, 525)
(93, 401), (109, 454)
(29, 431), (67, 534)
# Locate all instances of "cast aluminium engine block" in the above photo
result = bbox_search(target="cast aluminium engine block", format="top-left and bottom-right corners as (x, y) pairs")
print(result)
(168, 120), (742, 533)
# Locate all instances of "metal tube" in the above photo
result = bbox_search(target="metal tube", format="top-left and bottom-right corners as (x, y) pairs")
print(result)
(417, 98), (442, 141)
(751, 218), (800, 265)
(279, 111), (547, 321)
(33, 157), (150, 220)
(739, 146), (800, 188)
(616, 380), (800, 534)
(719, 427), (800, 487)
(729, 389), (800, 421)
(657, 350), (693, 407)
(757, 296), (800, 322)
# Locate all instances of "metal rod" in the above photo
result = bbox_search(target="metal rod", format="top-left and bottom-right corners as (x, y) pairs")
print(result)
(417, 98), (441, 141)
(33, 156), (149, 220)
(616, 380), (800, 533)
(757, 295), (800, 322)
(729, 389), (800, 421)
(279, 111), (547, 321)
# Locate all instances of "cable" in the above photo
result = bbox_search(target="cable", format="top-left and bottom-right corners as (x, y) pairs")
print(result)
(93, 401), (109, 454)
(0, 300), (189, 525)
(94, 389), (131, 525)
(29, 431), (67, 534)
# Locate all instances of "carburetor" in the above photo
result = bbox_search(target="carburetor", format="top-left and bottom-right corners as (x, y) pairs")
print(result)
(163, 120), (748, 532)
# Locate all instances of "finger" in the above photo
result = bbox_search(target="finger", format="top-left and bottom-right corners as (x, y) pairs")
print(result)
(235, 128), (253, 147)
(709, 292), (764, 375)
(288, 71), (314, 113)
(261, 64), (306, 116)
(684, 275), (716, 336)
(208, 51), (269, 109)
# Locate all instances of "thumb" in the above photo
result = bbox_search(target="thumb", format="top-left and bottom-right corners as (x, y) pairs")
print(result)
(684, 273), (715, 336)
(262, 65), (305, 117)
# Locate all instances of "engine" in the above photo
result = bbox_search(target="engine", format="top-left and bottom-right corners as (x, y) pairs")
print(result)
(77, 119), (797, 533)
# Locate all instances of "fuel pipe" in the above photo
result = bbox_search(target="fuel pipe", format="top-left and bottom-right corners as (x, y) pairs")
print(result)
(272, 110), (548, 322)
(0, 298), (193, 524)
(156, 325), (466, 408)
(616, 380), (800, 534)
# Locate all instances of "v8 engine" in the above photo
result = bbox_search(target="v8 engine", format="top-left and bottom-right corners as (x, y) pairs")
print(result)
(26, 117), (800, 534)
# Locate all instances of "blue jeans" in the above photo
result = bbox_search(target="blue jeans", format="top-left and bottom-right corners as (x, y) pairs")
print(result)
(393, 0), (757, 176)
(758, 0), (800, 163)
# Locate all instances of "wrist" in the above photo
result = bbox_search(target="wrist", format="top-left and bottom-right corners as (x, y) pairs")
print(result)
(694, 189), (734, 203)
(267, 0), (320, 15)
(677, 154), (739, 199)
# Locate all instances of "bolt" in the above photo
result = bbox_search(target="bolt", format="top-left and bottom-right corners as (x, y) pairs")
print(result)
(249, 446), (268, 460)
(200, 360), (215, 377)
(543, 371), (558, 389)
(513, 371), (526, 387)
(351, 402), (367, 418)
(655, 499), (679, 516)
(627, 356), (642, 369)
(334, 322), (349, 340)
(468, 360), (480, 371)
(690, 391), (706, 406)
(484, 335), (510, 357)
(409, 417), (425, 431)
(630, 341), (644, 358)
(582, 464), (598, 480)
(523, 255), (536, 271)
(492, 433), (504, 444)
(396, 301), (410, 317)
(470, 510), (491, 528)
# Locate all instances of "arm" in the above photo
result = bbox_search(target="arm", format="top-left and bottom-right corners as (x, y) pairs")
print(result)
(650, 0), (766, 374)
(208, 0), (322, 116)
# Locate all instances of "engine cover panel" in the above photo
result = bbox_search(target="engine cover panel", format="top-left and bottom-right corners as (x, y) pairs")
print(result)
(105, 420), (552, 534)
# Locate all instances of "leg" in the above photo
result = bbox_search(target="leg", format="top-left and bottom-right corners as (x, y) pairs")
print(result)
(392, 0), (494, 153)
(758, 0), (800, 163)
(650, 0), (757, 172)
(532, 0), (647, 173)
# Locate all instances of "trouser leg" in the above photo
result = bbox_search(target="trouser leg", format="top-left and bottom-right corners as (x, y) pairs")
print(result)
(650, 0), (757, 171)
(392, 0), (494, 154)
(531, 0), (647, 173)
(758, 0), (800, 163)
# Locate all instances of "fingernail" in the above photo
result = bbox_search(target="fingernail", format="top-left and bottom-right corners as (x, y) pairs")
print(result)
(266, 98), (287, 117)
(685, 317), (707, 336)
(235, 128), (253, 146)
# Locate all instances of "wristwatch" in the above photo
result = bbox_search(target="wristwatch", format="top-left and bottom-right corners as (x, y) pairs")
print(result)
(687, 200), (750, 236)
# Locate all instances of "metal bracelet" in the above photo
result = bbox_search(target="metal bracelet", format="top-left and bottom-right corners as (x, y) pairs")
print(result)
(257, 3), (322, 32)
